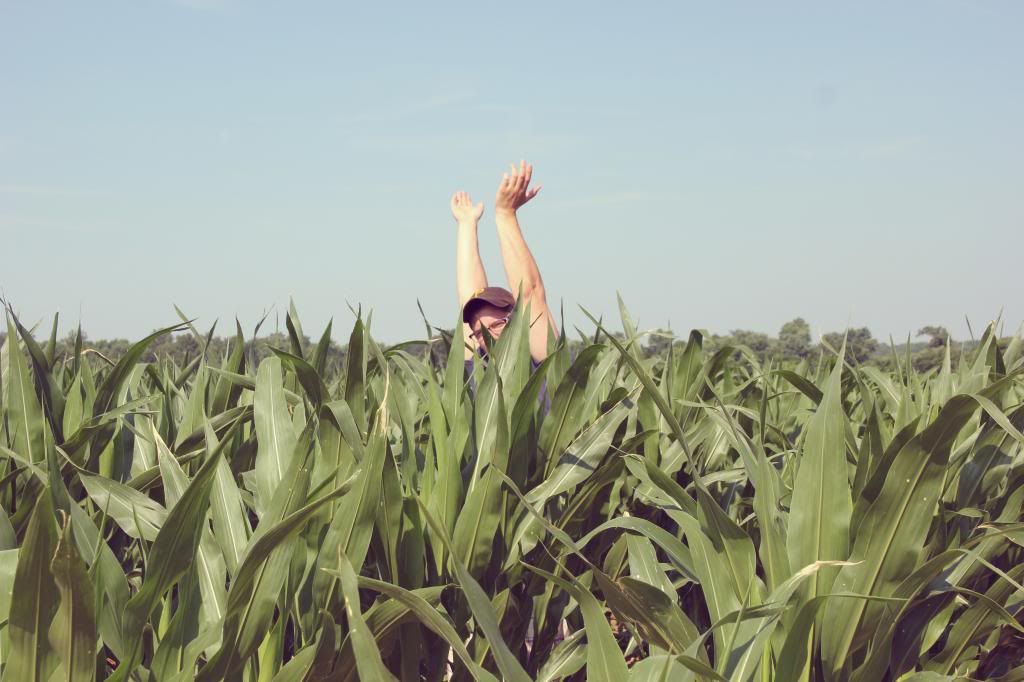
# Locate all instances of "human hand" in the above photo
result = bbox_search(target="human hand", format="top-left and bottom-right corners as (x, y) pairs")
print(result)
(495, 160), (541, 216)
(450, 191), (484, 224)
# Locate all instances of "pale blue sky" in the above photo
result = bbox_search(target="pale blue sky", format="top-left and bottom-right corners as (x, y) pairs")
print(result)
(2, 1), (1021, 345)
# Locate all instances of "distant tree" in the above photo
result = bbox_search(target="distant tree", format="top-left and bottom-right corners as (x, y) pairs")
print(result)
(144, 331), (200, 364)
(778, 318), (812, 360)
(644, 328), (677, 358)
(822, 327), (878, 364)
(917, 326), (950, 348)
(729, 329), (774, 358)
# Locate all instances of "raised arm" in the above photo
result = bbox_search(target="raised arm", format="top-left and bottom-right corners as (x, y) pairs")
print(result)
(452, 191), (487, 360)
(494, 161), (558, 361)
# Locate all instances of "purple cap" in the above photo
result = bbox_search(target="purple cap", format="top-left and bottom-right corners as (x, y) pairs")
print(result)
(462, 286), (515, 323)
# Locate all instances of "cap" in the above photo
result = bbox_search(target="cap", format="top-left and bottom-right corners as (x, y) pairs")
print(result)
(462, 286), (515, 323)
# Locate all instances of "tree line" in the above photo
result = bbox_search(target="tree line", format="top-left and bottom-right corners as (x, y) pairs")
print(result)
(1, 316), (987, 378)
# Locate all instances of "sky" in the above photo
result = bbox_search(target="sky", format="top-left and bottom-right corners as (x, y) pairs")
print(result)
(2, 0), (1022, 346)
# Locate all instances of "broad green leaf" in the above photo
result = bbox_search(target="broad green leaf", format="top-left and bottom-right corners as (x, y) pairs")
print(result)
(5, 492), (60, 682)
(535, 630), (586, 682)
(48, 515), (97, 682)
(537, 344), (605, 476)
(334, 550), (397, 682)
(822, 393), (985, 677)
(150, 571), (203, 681)
(526, 392), (631, 504)
(452, 375), (510, 577)
(418, 501), (531, 682)
(926, 563), (1024, 674)
(344, 317), (368, 437)
(198, 422), (324, 680)
(787, 347), (851, 605)
(109, 417), (242, 682)
(254, 357), (298, 516)
(523, 564), (629, 682)
(354, 577), (497, 682)
(4, 315), (44, 464)
(312, 404), (390, 607)
(157, 430), (227, 625)
(79, 473), (167, 541)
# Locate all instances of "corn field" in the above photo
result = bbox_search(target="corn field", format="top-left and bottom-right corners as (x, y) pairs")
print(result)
(1, 299), (1022, 682)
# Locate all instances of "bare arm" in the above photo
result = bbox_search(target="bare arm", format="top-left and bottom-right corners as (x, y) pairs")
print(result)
(452, 191), (486, 360)
(494, 161), (558, 361)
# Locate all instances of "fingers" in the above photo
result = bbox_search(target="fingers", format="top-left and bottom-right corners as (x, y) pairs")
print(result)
(452, 191), (474, 210)
(509, 161), (524, 192)
(504, 160), (534, 194)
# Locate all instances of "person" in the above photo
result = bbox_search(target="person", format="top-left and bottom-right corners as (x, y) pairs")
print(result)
(451, 160), (558, 377)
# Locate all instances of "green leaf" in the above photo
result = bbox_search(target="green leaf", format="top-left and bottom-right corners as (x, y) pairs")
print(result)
(48, 514), (98, 682)
(452, 373), (511, 578)
(334, 550), (398, 682)
(254, 357), (298, 516)
(523, 564), (629, 682)
(313, 403), (390, 606)
(198, 445), (354, 680)
(210, 320), (246, 415)
(535, 630), (586, 682)
(109, 417), (242, 681)
(79, 473), (167, 541)
(926, 563), (1024, 674)
(354, 577), (498, 682)
(537, 344), (605, 476)
(90, 323), (186, 454)
(8, 312), (66, 446)
(199, 421), (318, 679)
(344, 317), (368, 438)
(157, 430), (227, 626)
(526, 392), (632, 504)
(821, 393), (986, 676)
(787, 346), (851, 606)
(418, 501), (531, 682)
(584, 311), (701, 482)
(613, 576), (701, 654)
(150, 571), (203, 681)
(4, 315), (44, 465)
(5, 492), (60, 682)
(270, 347), (329, 409)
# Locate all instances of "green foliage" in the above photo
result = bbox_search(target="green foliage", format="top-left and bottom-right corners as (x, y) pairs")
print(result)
(779, 317), (812, 359)
(1, 302), (1022, 680)
(822, 327), (879, 364)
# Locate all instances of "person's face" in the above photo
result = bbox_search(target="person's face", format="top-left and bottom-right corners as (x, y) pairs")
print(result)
(469, 304), (512, 352)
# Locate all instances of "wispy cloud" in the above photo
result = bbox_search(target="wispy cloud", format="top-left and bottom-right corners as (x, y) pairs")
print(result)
(342, 91), (477, 127)
(548, 190), (677, 210)
(786, 137), (925, 162)
(169, 0), (229, 9)
(345, 129), (584, 153)
(0, 184), (112, 198)
(0, 137), (21, 154)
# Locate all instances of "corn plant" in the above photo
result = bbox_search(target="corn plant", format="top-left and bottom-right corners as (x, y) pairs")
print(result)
(0, 300), (1021, 681)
